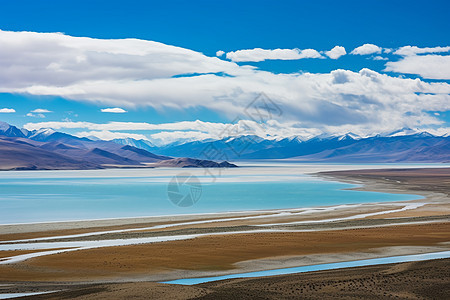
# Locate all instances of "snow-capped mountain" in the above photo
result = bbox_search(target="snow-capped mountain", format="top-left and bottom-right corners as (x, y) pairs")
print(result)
(26, 128), (56, 140)
(1, 121), (449, 167)
(112, 138), (156, 152)
(0, 122), (234, 170)
(0, 121), (27, 138)
(382, 127), (421, 137)
(144, 131), (450, 162)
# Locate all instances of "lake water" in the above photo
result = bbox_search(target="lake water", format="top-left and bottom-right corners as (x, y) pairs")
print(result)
(0, 291), (60, 299)
(163, 251), (450, 285)
(0, 163), (425, 224)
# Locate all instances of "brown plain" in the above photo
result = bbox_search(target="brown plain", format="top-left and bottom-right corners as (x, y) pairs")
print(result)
(0, 222), (448, 282)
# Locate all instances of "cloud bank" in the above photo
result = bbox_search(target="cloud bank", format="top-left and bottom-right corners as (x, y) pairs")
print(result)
(24, 118), (450, 146)
(2, 30), (450, 139)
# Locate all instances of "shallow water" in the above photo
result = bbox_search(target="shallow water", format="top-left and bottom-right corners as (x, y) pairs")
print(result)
(0, 291), (59, 299)
(163, 251), (450, 285)
(0, 164), (424, 224)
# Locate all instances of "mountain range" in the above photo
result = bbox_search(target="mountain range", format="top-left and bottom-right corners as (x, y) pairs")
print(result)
(115, 130), (450, 163)
(0, 122), (236, 170)
(1, 121), (449, 170)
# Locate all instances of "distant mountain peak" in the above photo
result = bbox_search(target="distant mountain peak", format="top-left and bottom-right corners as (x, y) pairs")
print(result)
(384, 127), (420, 137)
(0, 122), (26, 138)
(28, 128), (56, 139)
(224, 135), (264, 144)
(275, 136), (304, 143)
(414, 131), (434, 137)
(338, 132), (360, 141)
(112, 138), (156, 151)
(0, 121), (10, 131)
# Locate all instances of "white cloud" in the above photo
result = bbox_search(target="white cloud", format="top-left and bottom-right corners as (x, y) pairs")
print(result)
(0, 29), (238, 93)
(149, 131), (215, 146)
(298, 49), (323, 59)
(22, 120), (320, 145)
(351, 44), (382, 55)
(385, 45), (450, 79)
(225, 48), (323, 62)
(0, 108), (15, 113)
(385, 54), (450, 80)
(23, 117), (450, 146)
(24, 120), (250, 136)
(26, 113), (45, 118)
(26, 108), (51, 118)
(372, 56), (388, 61)
(325, 46), (346, 59)
(394, 46), (450, 56)
(75, 130), (149, 141)
(101, 107), (127, 113)
(31, 108), (51, 113)
(23, 73), (450, 144)
(16, 66), (450, 134)
(2, 30), (450, 138)
(216, 50), (225, 57)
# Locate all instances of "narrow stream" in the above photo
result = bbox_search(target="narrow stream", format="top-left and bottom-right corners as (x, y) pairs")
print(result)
(163, 251), (450, 285)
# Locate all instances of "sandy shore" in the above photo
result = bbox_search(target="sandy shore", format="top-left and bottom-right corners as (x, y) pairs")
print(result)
(0, 166), (449, 298)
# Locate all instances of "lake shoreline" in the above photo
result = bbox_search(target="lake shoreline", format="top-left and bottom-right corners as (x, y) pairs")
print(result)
(0, 166), (449, 298)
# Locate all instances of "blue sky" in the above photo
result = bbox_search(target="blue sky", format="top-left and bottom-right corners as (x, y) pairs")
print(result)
(2, 0), (448, 53)
(0, 0), (449, 144)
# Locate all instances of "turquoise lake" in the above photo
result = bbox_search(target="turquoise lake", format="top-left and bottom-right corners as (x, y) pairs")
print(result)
(0, 164), (423, 224)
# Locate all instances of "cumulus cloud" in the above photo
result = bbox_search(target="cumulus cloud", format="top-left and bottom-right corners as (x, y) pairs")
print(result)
(385, 54), (450, 80)
(23, 67), (450, 143)
(75, 130), (149, 141)
(394, 46), (450, 56)
(351, 44), (382, 55)
(18, 64), (450, 135)
(101, 107), (127, 113)
(372, 56), (388, 61)
(325, 46), (346, 59)
(216, 50), (225, 57)
(385, 45), (450, 79)
(225, 48), (323, 62)
(0, 108), (15, 113)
